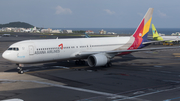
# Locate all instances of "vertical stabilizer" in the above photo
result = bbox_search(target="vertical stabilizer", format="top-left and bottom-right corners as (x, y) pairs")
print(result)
(152, 24), (163, 41)
(132, 8), (154, 39)
(116, 8), (154, 55)
(85, 32), (91, 38)
(152, 24), (159, 37)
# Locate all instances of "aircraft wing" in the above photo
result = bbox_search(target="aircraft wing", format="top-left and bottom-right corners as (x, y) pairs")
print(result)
(142, 41), (162, 44)
(78, 46), (180, 56)
(142, 40), (171, 44)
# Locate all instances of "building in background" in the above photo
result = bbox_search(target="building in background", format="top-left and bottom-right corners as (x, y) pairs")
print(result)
(85, 30), (94, 34)
(99, 29), (106, 34)
(63, 30), (72, 33)
(0, 27), (40, 33)
(52, 29), (60, 33)
(107, 32), (117, 34)
(171, 32), (180, 36)
(41, 28), (52, 33)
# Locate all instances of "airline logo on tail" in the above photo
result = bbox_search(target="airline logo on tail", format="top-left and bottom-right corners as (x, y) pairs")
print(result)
(131, 8), (153, 49)
(119, 8), (154, 55)
(133, 8), (153, 38)
(153, 30), (157, 34)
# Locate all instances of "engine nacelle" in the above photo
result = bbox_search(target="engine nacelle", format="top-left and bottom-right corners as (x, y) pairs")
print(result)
(87, 53), (109, 67)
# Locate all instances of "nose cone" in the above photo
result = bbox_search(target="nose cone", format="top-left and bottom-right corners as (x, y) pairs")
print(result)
(2, 51), (11, 60)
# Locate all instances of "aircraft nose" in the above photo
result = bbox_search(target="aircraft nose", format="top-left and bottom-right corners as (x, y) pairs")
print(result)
(2, 51), (11, 60)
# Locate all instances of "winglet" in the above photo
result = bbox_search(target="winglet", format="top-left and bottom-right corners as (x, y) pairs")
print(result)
(133, 8), (154, 38)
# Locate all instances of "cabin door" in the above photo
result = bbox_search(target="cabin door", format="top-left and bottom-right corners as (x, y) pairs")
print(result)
(29, 45), (34, 55)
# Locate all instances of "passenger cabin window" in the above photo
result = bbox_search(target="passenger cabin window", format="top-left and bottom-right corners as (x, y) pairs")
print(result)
(7, 47), (19, 51)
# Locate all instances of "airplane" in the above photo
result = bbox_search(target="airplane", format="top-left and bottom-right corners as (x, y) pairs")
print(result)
(2, 8), (179, 74)
(2, 34), (11, 37)
(152, 24), (180, 45)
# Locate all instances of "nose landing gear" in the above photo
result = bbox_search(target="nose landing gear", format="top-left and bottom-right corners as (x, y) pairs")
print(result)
(16, 64), (24, 74)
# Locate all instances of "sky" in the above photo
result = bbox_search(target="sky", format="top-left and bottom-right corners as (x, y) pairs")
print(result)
(0, 0), (180, 28)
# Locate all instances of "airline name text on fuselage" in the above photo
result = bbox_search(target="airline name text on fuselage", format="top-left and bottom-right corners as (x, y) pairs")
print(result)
(35, 49), (60, 54)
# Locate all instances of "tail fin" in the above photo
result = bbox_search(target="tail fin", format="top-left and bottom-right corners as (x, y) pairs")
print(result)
(85, 32), (91, 38)
(152, 24), (159, 37)
(132, 8), (154, 39)
(152, 24), (163, 41)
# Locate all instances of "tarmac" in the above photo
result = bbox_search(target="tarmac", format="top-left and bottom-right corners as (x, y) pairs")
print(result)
(1, 34), (180, 101)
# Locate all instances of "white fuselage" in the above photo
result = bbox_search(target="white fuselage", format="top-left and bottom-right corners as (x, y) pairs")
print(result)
(2, 37), (134, 64)
(161, 36), (180, 41)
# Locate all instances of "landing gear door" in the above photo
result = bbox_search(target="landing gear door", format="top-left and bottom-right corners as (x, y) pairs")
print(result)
(29, 45), (34, 55)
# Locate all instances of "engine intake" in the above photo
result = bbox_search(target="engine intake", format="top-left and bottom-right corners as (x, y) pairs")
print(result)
(87, 53), (109, 67)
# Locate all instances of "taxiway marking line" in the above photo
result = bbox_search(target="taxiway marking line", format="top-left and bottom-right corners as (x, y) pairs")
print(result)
(26, 66), (87, 74)
(142, 62), (180, 66)
(156, 62), (180, 66)
(172, 53), (180, 55)
(26, 68), (64, 73)
(0, 79), (124, 97)
(163, 96), (180, 101)
(113, 85), (180, 101)
(152, 56), (172, 58)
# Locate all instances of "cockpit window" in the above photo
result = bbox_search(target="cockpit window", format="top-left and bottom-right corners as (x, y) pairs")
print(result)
(7, 47), (19, 51)
(8, 48), (12, 50)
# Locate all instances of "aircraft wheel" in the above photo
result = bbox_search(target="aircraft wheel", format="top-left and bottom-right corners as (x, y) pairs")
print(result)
(108, 62), (112, 67)
(81, 61), (86, 65)
(17, 67), (21, 70)
(105, 62), (112, 67)
(18, 70), (24, 74)
(75, 60), (86, 65)
(17, 65), (24, 74)
(75, 61), (79, 65)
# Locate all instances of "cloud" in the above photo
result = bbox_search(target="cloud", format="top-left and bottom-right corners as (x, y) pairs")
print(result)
(55, 6), (72, 15)
(104, 9), (115, 15)
(157, 10), (167, 17)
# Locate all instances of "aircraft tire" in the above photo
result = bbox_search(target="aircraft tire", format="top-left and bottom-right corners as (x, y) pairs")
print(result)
(18, 70), (24, 74)
(82, 61), (86, 65)
(108, 62), (112, 67)
(75, 60), (86, 65)
(75, 61), (79, 65)
(105, 62), (112, 67)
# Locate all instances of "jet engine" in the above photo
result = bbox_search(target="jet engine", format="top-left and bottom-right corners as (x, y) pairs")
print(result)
(87, 53), (109, 67)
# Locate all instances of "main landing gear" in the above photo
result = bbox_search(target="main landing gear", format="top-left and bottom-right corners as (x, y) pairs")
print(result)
(105, 62), (112, 67)
(75, 60), (86, 65)
(16, 64), (24, 74)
